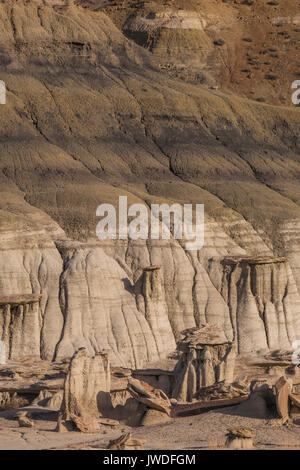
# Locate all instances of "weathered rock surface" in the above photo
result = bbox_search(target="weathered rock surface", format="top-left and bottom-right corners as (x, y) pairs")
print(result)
(55, 247), (172, 368)
(0, 295), (41, 360)
(32, 390), (63, 410)
(128, 377), (171, 415)
(290, 394), (300, 409)
(0, 360), (67, 408)
(70, 415), (100, 434)
(193, 381), (249, 402)
(0, 248), (64, 361)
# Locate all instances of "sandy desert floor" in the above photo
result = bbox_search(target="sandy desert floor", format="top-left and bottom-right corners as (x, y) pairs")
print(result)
(1, 404), (300, 450)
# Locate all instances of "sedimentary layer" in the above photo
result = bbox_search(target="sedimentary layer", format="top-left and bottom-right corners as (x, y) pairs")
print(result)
(0, 1), (299, 366)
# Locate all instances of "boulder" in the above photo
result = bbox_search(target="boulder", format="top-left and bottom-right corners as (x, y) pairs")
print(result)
(71, 415), (100, 433)
(225, 427), (255, 449)
(128, 378), (152, 398)
(236, 380), (275, 418)
(140, 409), (172, 426)
(18, 412), (34, 428)
(128, 378), (171, 416)
(107, 433), (146, 450)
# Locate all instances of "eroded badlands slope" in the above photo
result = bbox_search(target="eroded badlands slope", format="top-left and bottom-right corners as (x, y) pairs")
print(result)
(0, 0), (300, 367)
(91, 0), (300, 106)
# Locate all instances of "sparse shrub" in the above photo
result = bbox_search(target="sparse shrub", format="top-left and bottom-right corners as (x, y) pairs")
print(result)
(242, 38), (253, 42)
(214, 39), (226, 46)
(278, 31), (290, 39)
(267, 0), (280, 5)
(265, 73), (278, 80)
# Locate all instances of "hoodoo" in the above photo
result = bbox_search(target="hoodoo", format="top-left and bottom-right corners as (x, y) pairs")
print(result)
(172, 325), (236, 402)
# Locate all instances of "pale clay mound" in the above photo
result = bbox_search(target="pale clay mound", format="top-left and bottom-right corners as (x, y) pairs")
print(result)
(0, 1), (299, 368)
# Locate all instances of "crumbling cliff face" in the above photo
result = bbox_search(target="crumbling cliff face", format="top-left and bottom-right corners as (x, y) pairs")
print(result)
(54, 237), (236, 367)
(55, 244), (174, 367)
(221, 257), (300, 354)
(0, 246), (64, 361)
(0, 1), (299, 367)
(0, 295), (41, 360)
(2, 238), (300, 366)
